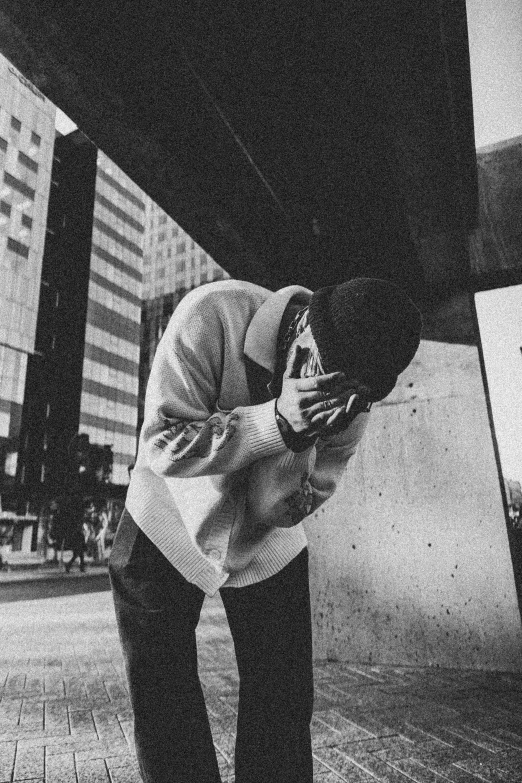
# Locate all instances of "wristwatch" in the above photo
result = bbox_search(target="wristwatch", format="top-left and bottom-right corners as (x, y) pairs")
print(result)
(275, 403), (316, 453)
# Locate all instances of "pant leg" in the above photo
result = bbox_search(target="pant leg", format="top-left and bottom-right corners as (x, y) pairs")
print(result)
(220, 548), (314, 783)
(109, 510), (221, 783)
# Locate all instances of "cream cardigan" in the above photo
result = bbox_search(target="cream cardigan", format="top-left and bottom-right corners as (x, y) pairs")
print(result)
(126, 279), (369, 595)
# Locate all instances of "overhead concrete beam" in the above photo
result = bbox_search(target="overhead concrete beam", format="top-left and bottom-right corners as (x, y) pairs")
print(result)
(0, 1), (477, 294)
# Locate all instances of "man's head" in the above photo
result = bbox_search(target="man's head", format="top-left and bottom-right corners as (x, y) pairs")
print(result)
(307, 277), (422, 401)
(283, 277), (422, 404)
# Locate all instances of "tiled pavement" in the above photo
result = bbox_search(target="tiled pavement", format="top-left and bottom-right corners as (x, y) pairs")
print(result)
(2, 572), (522, 783)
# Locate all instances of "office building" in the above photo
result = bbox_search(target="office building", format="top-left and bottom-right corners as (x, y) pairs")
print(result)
(138, 199), (228, 428)
(0, 54), (56, 501)
(17, 130), (144, 500)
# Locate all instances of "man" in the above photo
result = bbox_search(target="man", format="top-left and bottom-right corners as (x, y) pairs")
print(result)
(109, 276), (422, 783)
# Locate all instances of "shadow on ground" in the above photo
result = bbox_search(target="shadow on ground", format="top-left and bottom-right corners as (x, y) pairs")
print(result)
(0, 572), (111, 603)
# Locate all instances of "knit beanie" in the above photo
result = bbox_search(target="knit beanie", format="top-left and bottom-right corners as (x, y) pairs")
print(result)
(308, 277), (422, 401)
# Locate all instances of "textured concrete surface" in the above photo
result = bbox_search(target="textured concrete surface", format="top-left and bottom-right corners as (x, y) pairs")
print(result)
(306, 339), (522, 671)
(2, 574), (522, 782)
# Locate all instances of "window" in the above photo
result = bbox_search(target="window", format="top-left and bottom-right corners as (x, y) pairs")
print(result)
(159, 213), (167, 225)
(21, 214), (33, 230)
(0, 201), (11, 217)
(158, 232), (165, 242)
(0, 137), (7, 153)
(3, 172), (35, 200)
(7, 237), (29, 258)
(18, 151), (39, 173)
(31, 131), (41, 146)
(177, 241), (186, 254)
(172, 226), (179, 238)
(10, 116), (21, 132)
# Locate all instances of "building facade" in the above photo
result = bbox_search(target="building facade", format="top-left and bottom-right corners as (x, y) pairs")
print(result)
(0, 54), (56, 503)
(138, 199), (228, 429)
(17, 130), (144, 503)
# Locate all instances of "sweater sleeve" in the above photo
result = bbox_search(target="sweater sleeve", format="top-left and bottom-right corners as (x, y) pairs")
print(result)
(141, 294), (286, 478)
(309, 411), (370, 511)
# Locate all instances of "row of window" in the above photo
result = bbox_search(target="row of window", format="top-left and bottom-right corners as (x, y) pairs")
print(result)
(6, 236), (29, 258)
(95, 191), (145, 234)
(85, 323), (139, 363)
(93, 217), (144, 258)
(88, 278), (141, 323)
(3, 171), (35, 200)
(8, 114), (42, 147)
(96, 166), (145, 211)
(83, 357), (138, 397)
(80, 391), (138, 428)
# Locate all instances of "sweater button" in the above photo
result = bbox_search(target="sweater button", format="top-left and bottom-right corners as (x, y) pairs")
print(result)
(207, 549), (222, 561)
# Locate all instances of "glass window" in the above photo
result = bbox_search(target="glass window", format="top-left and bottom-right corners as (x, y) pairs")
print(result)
(31, 131), (42, 146)
(11, 116), (21, 132)
(21, 214), (33, 229)
(0, 201), (11, 217)
(7, 237), (29, 258)
(18, 152), (39, 174)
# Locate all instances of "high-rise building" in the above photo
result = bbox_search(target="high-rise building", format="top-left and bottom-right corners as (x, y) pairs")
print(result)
(17, 130), (144, 501)
(142, 198), (227, 300)
(0, 54), (56, 500)
(138, 199), (229, 428)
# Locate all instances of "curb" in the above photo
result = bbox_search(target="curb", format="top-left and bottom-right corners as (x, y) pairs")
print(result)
(0, 564), (109, 585)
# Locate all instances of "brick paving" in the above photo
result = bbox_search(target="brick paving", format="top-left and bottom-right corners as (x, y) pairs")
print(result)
(1, 572), (522, 782)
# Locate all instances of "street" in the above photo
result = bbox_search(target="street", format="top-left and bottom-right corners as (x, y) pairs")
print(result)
(2, 574), (522, 782)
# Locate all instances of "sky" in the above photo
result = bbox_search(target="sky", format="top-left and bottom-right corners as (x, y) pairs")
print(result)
(475, 285), (522, 484)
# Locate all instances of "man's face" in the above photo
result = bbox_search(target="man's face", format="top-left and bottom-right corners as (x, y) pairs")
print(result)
(289, 326), (322, 379)
(286, 326), (372, 428)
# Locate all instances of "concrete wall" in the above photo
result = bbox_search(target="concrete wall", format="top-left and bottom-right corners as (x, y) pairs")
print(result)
(305, 338), (522, 671)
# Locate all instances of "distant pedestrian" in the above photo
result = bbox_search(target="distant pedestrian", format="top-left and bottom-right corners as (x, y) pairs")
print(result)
(63, 495), (87, 573)
(93, 502), (109, 562)
(47, 499), (66, 562)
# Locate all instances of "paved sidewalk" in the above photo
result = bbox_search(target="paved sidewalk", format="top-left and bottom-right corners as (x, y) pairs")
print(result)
(1, 577), (522, 783)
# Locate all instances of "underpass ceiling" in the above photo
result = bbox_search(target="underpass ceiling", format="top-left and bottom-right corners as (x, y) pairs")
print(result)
(0, 0), (477, 294)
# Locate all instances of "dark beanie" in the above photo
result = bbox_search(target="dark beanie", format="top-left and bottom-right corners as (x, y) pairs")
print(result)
(308, 277), (422, 401)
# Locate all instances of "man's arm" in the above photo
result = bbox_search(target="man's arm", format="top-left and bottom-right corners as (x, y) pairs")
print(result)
(141, 295), (287, 479)
(308, 412), (370, 512)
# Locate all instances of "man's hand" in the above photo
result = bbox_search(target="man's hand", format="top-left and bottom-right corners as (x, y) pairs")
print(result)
(311, 392), (369, 439)
(276, 344), (357, 436)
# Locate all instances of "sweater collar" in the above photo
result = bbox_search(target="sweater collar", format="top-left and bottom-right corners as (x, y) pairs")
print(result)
(244, 285), (312, 373)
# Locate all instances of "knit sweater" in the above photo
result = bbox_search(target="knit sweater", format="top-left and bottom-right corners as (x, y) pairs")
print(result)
(127, 279), (369, 596)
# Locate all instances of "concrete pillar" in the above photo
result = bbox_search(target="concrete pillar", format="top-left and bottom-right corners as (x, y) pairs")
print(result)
(305, 339), (522, 671)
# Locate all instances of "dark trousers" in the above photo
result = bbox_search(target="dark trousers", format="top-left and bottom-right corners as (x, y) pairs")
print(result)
(66, 534), (85, 570)
(109, 510), (314, 783)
